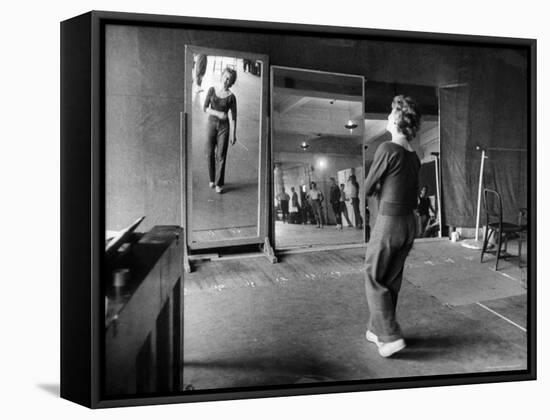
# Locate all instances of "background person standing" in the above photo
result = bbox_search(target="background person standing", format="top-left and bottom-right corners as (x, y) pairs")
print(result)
(307, 182), (325, 228)
(329, 177), (342, 228)
(416, 185), (435, 237)
(348, 174), (363, 229)
(277, 187), (291, 223)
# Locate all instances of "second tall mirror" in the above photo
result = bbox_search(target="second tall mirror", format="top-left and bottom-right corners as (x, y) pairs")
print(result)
(271, 67), (366, 249)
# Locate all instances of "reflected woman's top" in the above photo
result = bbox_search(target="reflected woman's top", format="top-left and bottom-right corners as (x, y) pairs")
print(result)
(364, 141), (421, 216)
(204, 87), (237, 121)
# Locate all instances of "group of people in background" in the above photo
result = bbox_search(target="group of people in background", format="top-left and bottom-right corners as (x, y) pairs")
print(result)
(328, 176), (364, 230)
(276, 176), (365, 230)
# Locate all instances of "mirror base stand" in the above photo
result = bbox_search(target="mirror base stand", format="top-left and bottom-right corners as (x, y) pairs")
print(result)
(183, 245), (192, 273)
(262, 237), (277, 264)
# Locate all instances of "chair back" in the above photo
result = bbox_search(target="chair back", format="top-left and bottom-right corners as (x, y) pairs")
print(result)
(483, 188), (503, 226)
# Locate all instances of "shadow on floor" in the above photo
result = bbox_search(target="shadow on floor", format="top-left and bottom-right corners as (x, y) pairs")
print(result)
(36, 383), (59, 397)
(184, 354), (341, 388)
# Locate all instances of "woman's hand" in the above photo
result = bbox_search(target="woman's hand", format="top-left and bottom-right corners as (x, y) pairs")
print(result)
(231, 136), (237, 145)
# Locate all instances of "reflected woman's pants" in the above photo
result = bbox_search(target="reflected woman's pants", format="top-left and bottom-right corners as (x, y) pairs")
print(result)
(206, 118), (230, 187)
(364, 214), (416, 342)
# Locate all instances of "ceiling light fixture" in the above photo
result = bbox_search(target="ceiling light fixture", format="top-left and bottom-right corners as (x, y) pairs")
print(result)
(345, 120), (358, 130)
(345, 101), (358, 130)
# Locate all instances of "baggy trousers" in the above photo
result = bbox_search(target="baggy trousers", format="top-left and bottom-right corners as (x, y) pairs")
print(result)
(206, 117), (230, 186)
(280, 200), (289, 222)
(364, 213), (416, 342)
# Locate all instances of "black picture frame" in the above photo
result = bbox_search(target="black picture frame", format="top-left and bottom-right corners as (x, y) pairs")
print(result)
(61, 10), (536, 409)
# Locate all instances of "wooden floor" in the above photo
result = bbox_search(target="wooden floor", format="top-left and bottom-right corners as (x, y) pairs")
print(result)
(275, 220), (364, 249)
(183, 240), (528, 390)
(192, 225), (258, 242)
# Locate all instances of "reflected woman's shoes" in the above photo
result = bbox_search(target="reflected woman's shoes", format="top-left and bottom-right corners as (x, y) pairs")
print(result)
(209, 182), (215, 188)
(215, 186), (223, 194)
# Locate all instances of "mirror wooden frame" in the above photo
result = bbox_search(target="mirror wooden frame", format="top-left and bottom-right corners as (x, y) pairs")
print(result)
(184, 45), (270, 251)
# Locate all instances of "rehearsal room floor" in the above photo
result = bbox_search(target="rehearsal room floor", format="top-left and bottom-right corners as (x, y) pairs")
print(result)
(182, 238), (528, 390)
(275, 220), (365, 248)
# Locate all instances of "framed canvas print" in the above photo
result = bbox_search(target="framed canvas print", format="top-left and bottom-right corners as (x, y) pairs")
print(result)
(61, 10), (536, 408)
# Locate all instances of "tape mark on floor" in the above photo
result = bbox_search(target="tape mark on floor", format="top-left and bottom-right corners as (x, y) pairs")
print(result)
(476, 302), (526, 332)
(496, 270), (521, 284)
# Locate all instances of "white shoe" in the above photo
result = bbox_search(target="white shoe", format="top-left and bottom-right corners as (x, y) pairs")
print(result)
(365, 330), (380, 345)
(215, 186), (223, 194)
(378, 338), (406, 358)
(209, 182), (215, 188)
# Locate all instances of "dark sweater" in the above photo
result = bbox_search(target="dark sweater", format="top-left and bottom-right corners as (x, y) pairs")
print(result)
(364, 141), (421, 216)
(329, 184), (340, 204)
(203, 87), (237, 120)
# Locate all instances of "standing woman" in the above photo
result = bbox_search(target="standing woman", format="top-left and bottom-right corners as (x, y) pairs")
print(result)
(416, 185), (435, 237)
(348, 174), (363, 229)
(363, 95), (421, 357)
(307, 182), (324, 228)
(339, 183), (353, 228)
(203, 66), (238, 194)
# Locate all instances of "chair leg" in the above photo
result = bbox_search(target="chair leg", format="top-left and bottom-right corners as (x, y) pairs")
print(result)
(504, 234), (508, 253)
(495, 230), (503, 271)
(481, 227), (492, 263)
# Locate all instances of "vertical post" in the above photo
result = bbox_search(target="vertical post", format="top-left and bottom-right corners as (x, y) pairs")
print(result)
(474, 149), (486, 241)
(180, 111), (191, 273)
(180, 110), (184, 233)
(433, 154), (443, 238)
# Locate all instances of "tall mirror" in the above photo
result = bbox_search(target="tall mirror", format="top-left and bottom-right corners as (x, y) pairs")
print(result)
(185, 47), (268, 249)
(271, 67), (365, 249)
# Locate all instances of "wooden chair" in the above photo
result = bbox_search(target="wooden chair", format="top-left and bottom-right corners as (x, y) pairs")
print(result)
(480, 189), (524, 270)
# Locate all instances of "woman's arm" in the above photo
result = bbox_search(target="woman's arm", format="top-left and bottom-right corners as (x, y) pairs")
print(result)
(364, 144), (391, 197)
(205, 108), (227, 119)
(203, 87), (228, 119)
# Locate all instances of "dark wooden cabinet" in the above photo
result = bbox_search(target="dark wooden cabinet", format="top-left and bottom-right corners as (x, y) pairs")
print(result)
(105, 226), (183, 396)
